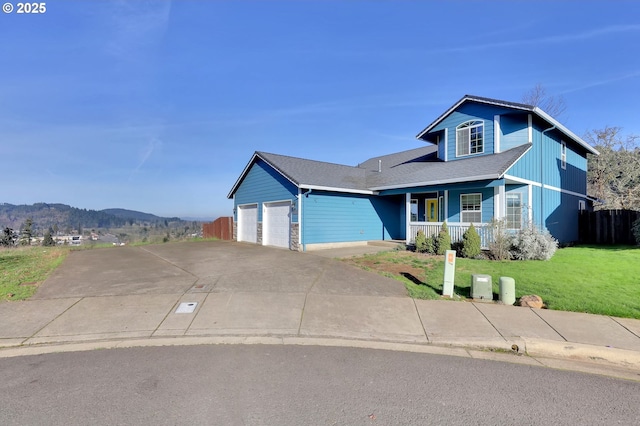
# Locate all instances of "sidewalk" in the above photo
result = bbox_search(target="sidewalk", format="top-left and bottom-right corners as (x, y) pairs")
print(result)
(1, 241), (639, 381)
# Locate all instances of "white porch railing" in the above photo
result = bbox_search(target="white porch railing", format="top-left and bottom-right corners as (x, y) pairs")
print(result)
(409, 222), (493, 249)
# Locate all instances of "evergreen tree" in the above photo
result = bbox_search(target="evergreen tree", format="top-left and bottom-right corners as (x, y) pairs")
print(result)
(436, 222), (451, 255)
(43, 230), (56, 246)
(20, 218), (33, 245)
(1, 227), (17, 246)
(462, 223), (482, 258)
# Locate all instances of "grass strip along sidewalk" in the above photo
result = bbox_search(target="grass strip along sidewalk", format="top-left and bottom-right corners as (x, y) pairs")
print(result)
(343, 245), (640, 319)
(0, 246), (69, 301)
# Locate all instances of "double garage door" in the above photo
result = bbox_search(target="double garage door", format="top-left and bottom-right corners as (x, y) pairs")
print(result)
(237, 201), (291, 249)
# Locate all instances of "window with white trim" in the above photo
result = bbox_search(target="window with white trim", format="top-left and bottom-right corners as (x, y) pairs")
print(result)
(561, 141), (567, 169)
(506, 193), (522, 229)
(410, 199), (418, 221)
(456, 120), (484, 157)
(461, 193), (482, 223)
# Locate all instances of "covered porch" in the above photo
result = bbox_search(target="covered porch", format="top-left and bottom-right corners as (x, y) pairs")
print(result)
(408, 222), (494, 249)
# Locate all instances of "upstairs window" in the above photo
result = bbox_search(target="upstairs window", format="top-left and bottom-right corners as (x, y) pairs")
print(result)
(456, 120), (484, 157)
(561, 141), (567, 169)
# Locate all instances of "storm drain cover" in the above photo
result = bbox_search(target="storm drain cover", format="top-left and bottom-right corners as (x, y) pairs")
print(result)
(175, 302), (198, 314)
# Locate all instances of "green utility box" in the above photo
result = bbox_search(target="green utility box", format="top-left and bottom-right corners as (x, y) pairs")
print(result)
(499, 277), (516, 305)
(471, 274), (493, 300)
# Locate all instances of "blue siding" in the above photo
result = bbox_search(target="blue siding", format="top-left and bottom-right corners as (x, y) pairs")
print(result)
(544, 190), (582, 243)
(234, 159), (298, 222)
(301, 192), (403, 246)
(500, 114), (529, 151)
(506, 121), (588, 194)
(430, 103), (515, 160)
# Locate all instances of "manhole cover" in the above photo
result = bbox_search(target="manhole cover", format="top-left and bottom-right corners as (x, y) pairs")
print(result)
(175, 302), (198, 314)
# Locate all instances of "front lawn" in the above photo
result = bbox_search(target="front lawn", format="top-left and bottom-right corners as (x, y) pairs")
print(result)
(342, 245), (640, 319)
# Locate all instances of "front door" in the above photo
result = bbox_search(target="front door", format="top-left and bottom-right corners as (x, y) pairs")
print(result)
(426, 199), (438, 222)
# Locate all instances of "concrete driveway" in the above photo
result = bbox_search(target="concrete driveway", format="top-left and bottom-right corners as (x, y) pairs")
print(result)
(33, 241), (408, 299)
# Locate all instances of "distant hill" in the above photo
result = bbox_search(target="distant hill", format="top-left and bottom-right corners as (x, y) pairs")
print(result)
(0, 203), (197, 233)
(101, 208), (181, 223)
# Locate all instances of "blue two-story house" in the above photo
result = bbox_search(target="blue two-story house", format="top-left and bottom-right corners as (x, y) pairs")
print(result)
(228, 95), (599, 251)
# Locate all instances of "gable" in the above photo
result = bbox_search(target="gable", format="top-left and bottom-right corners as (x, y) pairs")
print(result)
(233, 159), (298, 205)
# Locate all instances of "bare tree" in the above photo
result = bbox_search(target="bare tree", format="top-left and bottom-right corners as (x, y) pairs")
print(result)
(586, 126), (640, 210)
(521, 83), (567, 119)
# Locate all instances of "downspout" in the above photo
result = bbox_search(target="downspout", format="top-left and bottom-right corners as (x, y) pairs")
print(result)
(540, 125), (556, 231)
(300, 189), (313, 250)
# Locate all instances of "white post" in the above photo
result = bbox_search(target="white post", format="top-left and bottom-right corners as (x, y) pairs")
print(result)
(405, 193), (411, 245)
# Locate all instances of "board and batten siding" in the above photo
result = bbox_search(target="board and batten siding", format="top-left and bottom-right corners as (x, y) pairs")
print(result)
(234, 159), (298, 223)
(430, 103), (517, 160)
(301, 191), (403, 246)
(499, 114), (530, 151)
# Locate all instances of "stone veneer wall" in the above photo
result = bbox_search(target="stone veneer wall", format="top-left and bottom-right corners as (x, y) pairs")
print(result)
(232, 222), (237, 241)
(290, 223), (299, 251)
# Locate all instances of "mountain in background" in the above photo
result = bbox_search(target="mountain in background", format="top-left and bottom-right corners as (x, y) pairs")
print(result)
(0, 203), (200, 233)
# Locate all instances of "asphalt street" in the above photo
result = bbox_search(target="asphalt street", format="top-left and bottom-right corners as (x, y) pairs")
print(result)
(1, 345), (639, 425)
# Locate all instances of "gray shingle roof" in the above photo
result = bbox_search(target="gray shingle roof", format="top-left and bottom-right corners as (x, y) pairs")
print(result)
(228, 144), (531, 198)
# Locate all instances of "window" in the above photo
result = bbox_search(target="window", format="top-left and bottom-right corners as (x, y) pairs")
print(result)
(456, 120), (484, 157)
(410, 199), (418, 221)
(506, 193), (522, 229)
(461, 193), (481, 223)
(561, 141), (567, 169)
(578, 200), (586, 211)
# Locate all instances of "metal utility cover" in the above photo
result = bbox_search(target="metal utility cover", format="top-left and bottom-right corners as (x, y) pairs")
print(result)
(175, 302), (198, 314)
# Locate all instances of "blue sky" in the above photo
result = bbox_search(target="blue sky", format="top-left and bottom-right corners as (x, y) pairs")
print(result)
(2, 1), (639, 220)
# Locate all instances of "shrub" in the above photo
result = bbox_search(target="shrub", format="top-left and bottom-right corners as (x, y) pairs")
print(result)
(488, 219), (512, 261)
(414, 230), (436, 254)
(436, 222), (451, 255)
(461, 223), (482, 258)
(632, 217), (640, 246)
(414, 230), (427, 253)
(511, 224), (558, 261)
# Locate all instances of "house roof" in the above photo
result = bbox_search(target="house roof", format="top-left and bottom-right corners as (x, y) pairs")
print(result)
(227, 144), (530, 198)
(416, 95), (599, 156)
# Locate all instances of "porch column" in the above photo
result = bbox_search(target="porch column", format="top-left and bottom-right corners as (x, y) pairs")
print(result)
(405, 193), (411, 244)
(444, 190), (449, 221)
(494, 185), (506, 219)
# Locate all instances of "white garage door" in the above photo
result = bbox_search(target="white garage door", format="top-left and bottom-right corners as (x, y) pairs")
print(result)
(263, 201), (291, 248)
(237, 204), (257, 243)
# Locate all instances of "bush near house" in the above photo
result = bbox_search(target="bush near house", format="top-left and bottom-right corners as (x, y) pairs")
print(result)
(436, 222), (451, 255)
(461, 223), (481, 258)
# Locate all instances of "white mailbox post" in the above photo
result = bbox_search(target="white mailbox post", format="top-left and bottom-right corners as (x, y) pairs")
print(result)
(443, 250), (456, 297)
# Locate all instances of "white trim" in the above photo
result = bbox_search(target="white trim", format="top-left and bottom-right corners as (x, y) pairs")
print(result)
(503, 174), (542, 187)
(438, 195), (444, 222)
(299, 184), (376, 195)
(534, 107), (599, 155)
(455, 120), (484, 157)
(494, 187), (499, 220)
(370, 174), (499, 191)
(298, 188), (302, 249)
(228, 152), (298, 199)
(415, 96), (599, 156)
(561, 141), (567, 170)
(527, 185), (533, 223)
(505, 192), (523, 230)
(460, 193), (482, 223)
(444, 190), (449, 220)
(578, 200), (586, 211)
(444, 128), (448, 162)
(405, 193), (412, 244)
(494, 115), (501, 153)
(528, 114), (532, 143)
(544, 184), (588, 199)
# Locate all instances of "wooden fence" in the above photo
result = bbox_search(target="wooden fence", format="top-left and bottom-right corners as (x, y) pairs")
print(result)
(203, 217), (233, 240)
(578, 210), (639, 245)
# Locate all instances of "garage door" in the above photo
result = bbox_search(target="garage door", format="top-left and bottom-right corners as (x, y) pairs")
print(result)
(237, 204), (257, 243)
(263, 201), (291, 248)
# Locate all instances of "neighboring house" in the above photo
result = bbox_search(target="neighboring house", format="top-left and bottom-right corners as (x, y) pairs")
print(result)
(228, 95), (599, 251)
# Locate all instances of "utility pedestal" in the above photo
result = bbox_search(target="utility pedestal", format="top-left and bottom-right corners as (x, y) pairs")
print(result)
(442, 250), (456, 297)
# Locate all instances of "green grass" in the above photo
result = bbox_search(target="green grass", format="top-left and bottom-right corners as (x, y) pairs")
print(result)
(0, 246), (70, 301)
(344, 245), (640, 319)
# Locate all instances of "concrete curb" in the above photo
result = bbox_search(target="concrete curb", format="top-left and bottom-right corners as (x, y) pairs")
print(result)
(1, 334), (639, 382)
